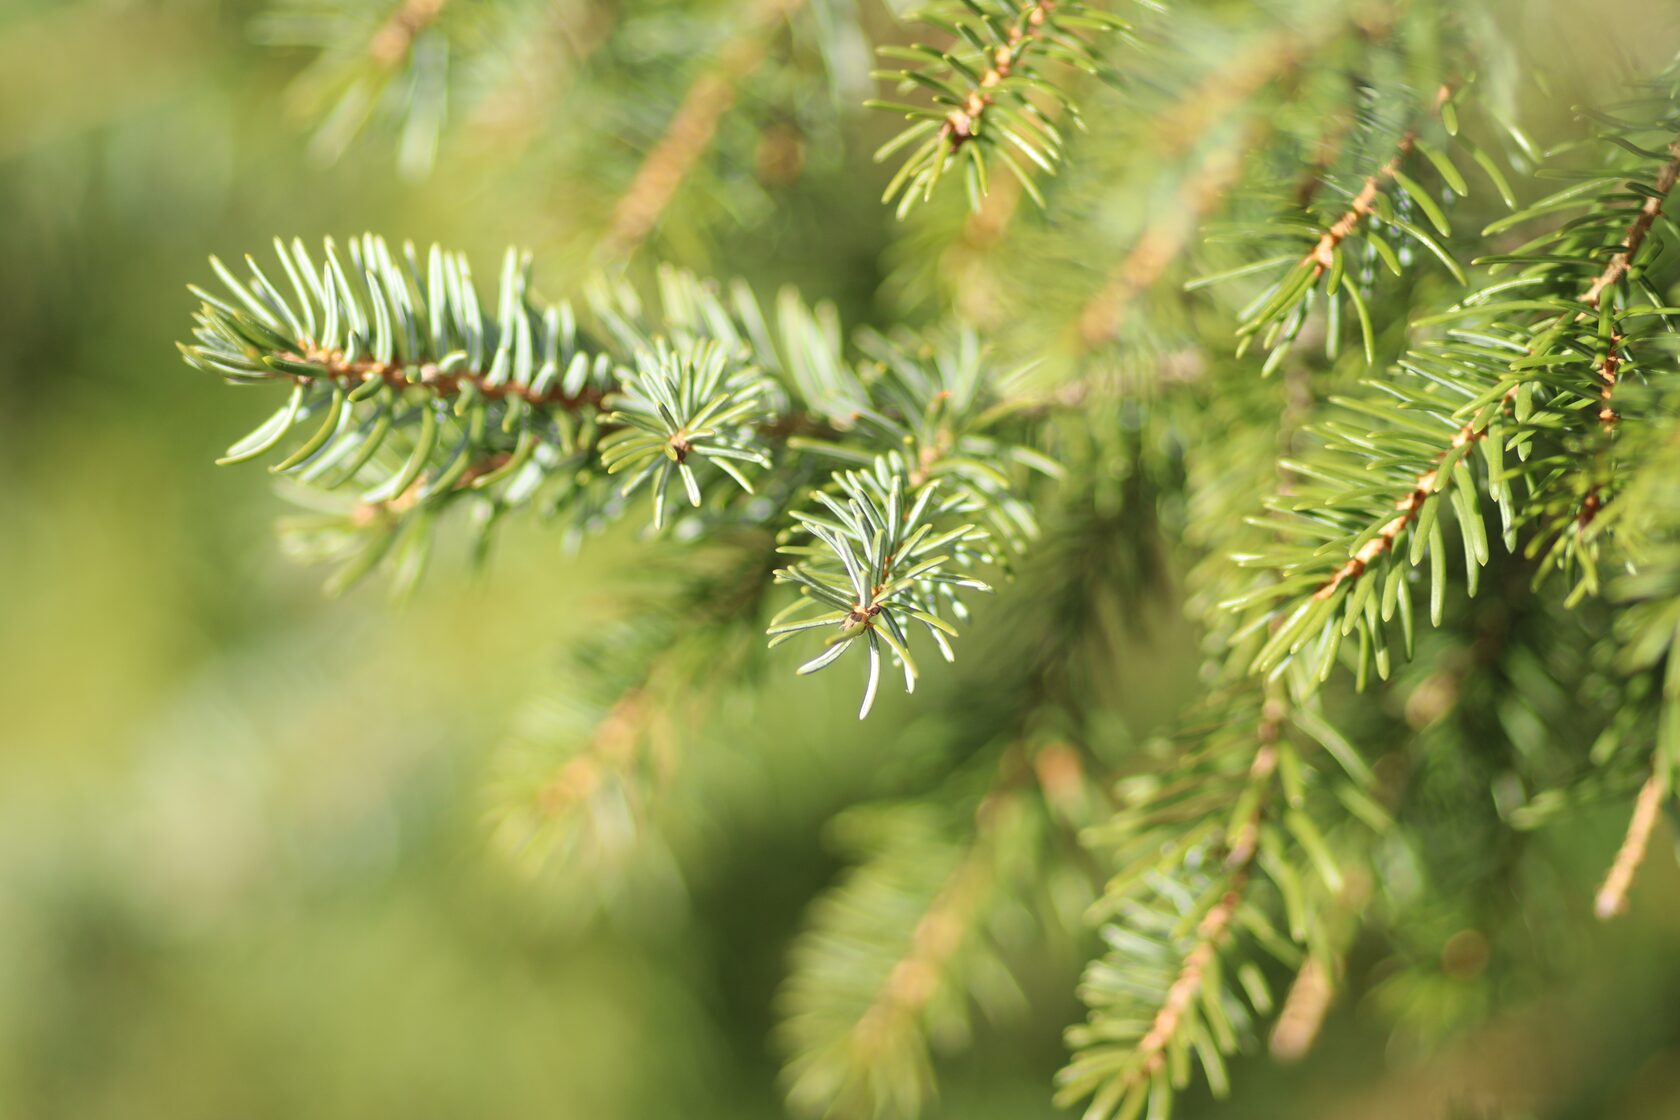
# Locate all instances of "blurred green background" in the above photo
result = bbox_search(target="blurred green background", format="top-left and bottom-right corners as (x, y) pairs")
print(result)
(2, 1), (1679, 1118)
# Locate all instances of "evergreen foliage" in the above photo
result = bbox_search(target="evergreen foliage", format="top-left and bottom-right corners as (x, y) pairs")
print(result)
(168, 0), (1680, 1116)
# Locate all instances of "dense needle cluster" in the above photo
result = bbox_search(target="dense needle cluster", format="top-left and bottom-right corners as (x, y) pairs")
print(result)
(176, 1), (1680, 1118)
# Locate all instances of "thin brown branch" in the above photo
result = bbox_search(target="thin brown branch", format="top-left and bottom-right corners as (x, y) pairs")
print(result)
(601, 0), (802, 258)
(1313, 388), (1516, 601)
(1303, 85), (1449, 276)
(288, 346), (609, 412)
(1076, 136), (1252, 349)
(1131, 701), (1282, 1083)
(1594, 769), (1668, 919)
(1581, 140), (1680, 309)
(850, 749), (1032, 1054)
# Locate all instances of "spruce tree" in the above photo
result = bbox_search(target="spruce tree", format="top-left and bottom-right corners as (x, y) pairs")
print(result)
(171, 0), (1680, 1115)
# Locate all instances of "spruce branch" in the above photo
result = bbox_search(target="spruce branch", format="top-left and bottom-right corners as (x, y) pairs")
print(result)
(1071, 12), (1360, 351)
(601, 0), (805, 257)
(1238, 102), (1680, 681)
(183, 236), (1059, 700)
(1300, 85), (1448, 277)
(490, 537), (779, 892)
(599, 340), (774, 528)
(779, 744), (1087, 1120)
(769, 459), (996, 719)
(869, 0), (1128, 216)
(1059, 687), (1383, 1119)
(257, 0), (471, 174)
(1191, 79), (1482, 372)
(1580, 139), (1680, 310)
(1309, 388), (1514, 605)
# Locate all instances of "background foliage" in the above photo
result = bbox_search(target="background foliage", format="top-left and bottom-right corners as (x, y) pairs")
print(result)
(3, 0), (1680, 1118)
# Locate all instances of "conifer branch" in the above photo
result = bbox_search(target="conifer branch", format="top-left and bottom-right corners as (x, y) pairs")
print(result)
(1192, 79), (1472, 371)
(1059, 691), (1374, 1119)
(1242, 105), (1680, 678)
(602, 0), (803, 257)
(935, 1), (1055, 152)
(1076, 134), (1252, 349)
(1580, 140), (1680, 310)
(1074, 18), (1361, 350)
(185, 237), (1053, 703)
(843, 758), (1025, 1052)
(1301, 87), (1448, 276)
(279, 343), (610, 413)
(870, 0), (1127, 214)
(778, 748), (1065, 1119)
(1311, 389), (1513, 602)
(1123, 708), (1280, 1090)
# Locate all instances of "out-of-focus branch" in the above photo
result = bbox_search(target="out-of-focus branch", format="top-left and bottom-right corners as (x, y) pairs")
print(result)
(601, 0), (803, 258)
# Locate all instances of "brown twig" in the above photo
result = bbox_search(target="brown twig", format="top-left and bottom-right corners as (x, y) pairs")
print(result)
(1580, 140), (1680, 310)
(1313, 388), (1516, 601)
(1593, 769), (1668, 919)
(286, 347), (609, 413)
(1130, 701), (1282, 1084)
(850, 749), (1032, 1054)
(1303, 85), (1450, 276)
(601, 0), (802, 258)
(1076, 137), (1253, 348)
